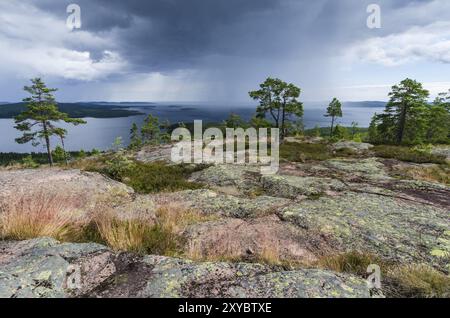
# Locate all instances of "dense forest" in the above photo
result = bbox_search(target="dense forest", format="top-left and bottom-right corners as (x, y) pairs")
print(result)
(0, 102), (143, 118)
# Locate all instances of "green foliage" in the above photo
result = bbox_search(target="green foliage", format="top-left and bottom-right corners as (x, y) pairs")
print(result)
(52, 145), (66, 163)
(280, 142), (332, 162)
(353, 133), (363, 142)
(324, 98), (343, 137)
(111, 137), (124, 152)
(122, 162), (205, 194)
(224, 113), (248, 129)
(372, 79), (432, 145)
(77, 149), (86, 159)
(0, 102), (143, 119)
(350, 121), (359, 138)
(372, 145), (446, 164)
(249, 116), (272, 129)
(91, 148), (101, 156)
(249, 77), (303, 139)
(286, 119), (304, 137)
(426, 94), (450, 144)
(141, 114), (161, 144)
(312, 125), (321, 137)
(86, 154), (206, 194)
(129, 123), (142, 149)
(103, 153), (136, 180)
(14, 78), (86, 165)
(21, 155), (39, 168)
(332, 125), (350, 141)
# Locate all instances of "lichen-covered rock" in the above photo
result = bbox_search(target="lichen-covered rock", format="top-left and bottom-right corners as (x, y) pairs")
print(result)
(324, 158), (390, 180)
(0, 238), (372, 298)
(0, 168), (157, 221)
(0, 238), (112, 298)
(280, 192), (450, 271)
(189, 164), (262, 194)
(0, 168), (134, 204)
(135, 144), (174, 163)
(431, 145), (450, 161)
(182, 215), (331, 264)
(262, 175), (346, 199)
(138, 258), (371, 298)
(160, 189), (291, 218)
(332, 141), (374, 152)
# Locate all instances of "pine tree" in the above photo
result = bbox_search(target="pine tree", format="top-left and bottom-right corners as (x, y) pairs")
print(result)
(129, 123), (142, 149)
(367, 114), (379, 143)
(14, 78), (85, 165)
(380, 79), (429, 144)
(249, 77), (303, 140)
(426, 92), (450, 143)
(324, 98), (343, 137)
(141, 114), (161, 144)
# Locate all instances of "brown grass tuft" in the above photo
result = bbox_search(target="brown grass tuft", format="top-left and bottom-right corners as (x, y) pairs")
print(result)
(0, 192), (84, 241)
(384, 264), (450, 298)
(316, 251), (383, 277)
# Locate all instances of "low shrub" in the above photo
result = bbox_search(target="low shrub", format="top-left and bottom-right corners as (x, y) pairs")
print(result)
(77, 153), (206, 194)
(280, 142), (332, 162)
(373, 145), (446, 164)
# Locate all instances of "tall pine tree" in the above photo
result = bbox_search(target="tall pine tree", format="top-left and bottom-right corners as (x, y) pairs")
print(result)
(14, 78), (86, 165)
(380, 79), (429, 144)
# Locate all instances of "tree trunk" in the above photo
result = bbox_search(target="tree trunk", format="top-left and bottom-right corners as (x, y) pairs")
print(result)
(397, 102), (407, 144)
(280, 102), (286, 141)
(330, 117), (335, 137)
(60, 137), (68, 165)
(43, 121), (53, 166)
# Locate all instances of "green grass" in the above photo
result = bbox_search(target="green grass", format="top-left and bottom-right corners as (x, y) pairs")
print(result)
(373, 145), (447, 164)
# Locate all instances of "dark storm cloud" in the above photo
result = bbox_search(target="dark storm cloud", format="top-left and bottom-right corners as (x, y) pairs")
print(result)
(34, 0), (353, 72)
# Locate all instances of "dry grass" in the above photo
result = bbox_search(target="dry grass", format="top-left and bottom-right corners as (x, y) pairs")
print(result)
(317, 252), (450, 298)
(0, 191), (216, 257)
(384, 264), (450, 298)
(317, 251), (384, 277)
(186, 234), (285, 267)
(83, 202), (216, 255)
(90, 211), (155, 254)
(398, 164), (450, 185)
(0, 192), (84, 241)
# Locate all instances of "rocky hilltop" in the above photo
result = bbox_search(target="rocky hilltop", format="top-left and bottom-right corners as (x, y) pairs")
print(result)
(0, 141), (449, 298)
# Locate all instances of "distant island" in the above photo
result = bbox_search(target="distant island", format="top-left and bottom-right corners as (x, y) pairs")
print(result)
(0, 102), (145, 119)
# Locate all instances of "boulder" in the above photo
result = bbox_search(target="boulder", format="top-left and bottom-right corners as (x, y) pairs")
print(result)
(182, 215), (332, 264)
(159, 189), (291, 218)
(280, 192), (450, 272)
(332, 141), (373, 152)
(0, 238), (372, 298)
(262, 175), (346, 199)
(0, 168), (156, 222)
(324, 158), (391, 181)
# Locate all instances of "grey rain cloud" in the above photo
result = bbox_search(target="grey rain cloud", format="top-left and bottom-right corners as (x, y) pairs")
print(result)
(1, 0), (449, 101)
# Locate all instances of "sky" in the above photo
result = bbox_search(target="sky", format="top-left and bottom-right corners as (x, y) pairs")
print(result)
(0, 0), (450, 102)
